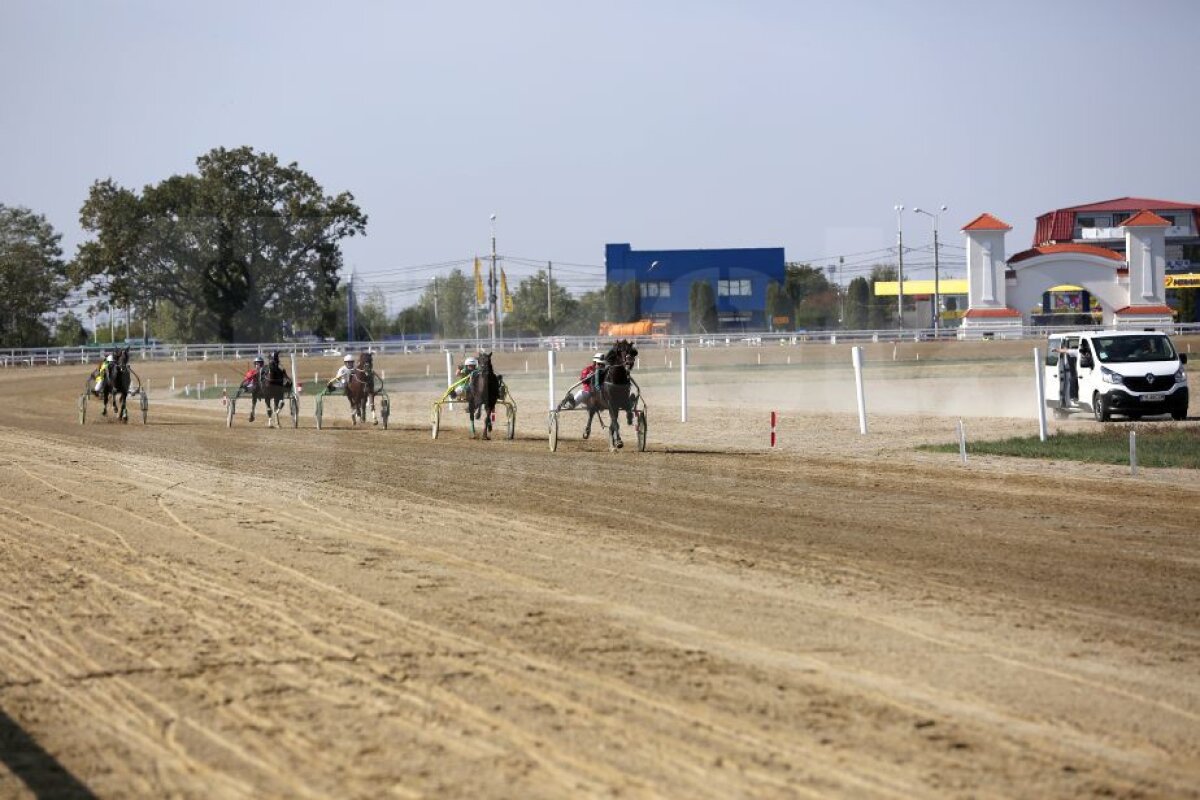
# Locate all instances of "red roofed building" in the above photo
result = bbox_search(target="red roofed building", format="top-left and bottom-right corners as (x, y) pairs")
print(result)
(1033, 197), (1200, 270)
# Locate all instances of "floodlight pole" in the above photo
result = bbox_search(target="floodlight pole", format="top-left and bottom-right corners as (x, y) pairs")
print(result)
(895, 205), (905, 330)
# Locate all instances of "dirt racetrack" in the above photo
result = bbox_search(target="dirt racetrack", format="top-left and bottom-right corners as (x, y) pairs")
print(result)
(1, 349), (1199, 798)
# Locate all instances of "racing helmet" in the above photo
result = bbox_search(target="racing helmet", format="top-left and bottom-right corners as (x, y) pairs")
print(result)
(464, 357), (478, 368)
(343, 354), (355, 363)
(105, 355), (114, 363)
(592, 352), (606, 363)
(253, 355), (264, 364)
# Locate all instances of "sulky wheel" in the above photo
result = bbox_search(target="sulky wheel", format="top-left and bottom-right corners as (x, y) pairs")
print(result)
(226, 398), (236, 427)
(78, 393), (88, 425)
(636, 409), (647, 452)
(380, 396), (390, 430)
(290, 395), (299, 428)
(431, 404), (440, 439)
(140, 392), (149, 424)
(548, 412), (559, 452)
(506, 406), (516, 440)
(314, 396), (324, 430)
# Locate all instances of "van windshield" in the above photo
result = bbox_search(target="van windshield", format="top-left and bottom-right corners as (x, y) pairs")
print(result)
(1093, 335), (1176, 363)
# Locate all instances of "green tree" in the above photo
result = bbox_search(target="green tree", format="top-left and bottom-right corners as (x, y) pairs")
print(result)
(1168, 288), (1197, 323)
(844, 276), (870, 329)
(54, 311), (89, 346)
(356, 289), (390, 341)
(796, 290), (839, 329)
(561, 288), (607, 335)
(783, 264), (833, 310)
(867, 265), (898, 329)
(506, 270), (579, 336)
(689, 280), (717, 333)
(765, 281), (790, 330)
(0, 204), (68, 346)
(603, 279), (640, 323)
(74, 146), (367, 343)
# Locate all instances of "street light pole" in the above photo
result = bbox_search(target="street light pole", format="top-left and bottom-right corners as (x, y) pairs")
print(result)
(489, 214), (497, 350)
(913, 205), (948, 333)
(894, 204), (905, 329)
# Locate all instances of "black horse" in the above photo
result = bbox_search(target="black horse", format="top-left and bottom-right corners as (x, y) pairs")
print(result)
(99, 347), (132, 422)
(255, 351), (292, 428)
(465, 351), (501, 439)
(583, 339), (639, 449)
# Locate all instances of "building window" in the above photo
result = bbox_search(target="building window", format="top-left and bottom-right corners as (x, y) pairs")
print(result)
(1112, 212), (1131, 227)
(717, 279), (751, 296)
(640, 281), (670, 298)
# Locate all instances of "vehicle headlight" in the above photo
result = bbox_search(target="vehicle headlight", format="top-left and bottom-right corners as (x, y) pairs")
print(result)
(1101, 366), (1124, 385)
(1176, 367), (1187, 384)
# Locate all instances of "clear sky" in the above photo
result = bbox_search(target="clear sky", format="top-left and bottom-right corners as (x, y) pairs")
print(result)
(4, 0), (1199, 310)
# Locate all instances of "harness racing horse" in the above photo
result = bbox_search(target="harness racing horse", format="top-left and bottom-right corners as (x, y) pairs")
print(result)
(255, 351), (292, 428)
(346, 352), (380, 425)
(100, 347), (132, 422)
(465, 351), (501, 439)
(583, 339), (639, 449)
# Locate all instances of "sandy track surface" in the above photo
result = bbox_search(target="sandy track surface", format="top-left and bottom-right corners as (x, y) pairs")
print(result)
(1, 359), (1198, 798)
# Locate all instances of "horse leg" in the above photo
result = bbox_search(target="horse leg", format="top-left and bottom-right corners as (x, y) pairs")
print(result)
(610, 408), (623, 449)
(583, 407), (593, 439)
(482, 405), (492, 440)
(371, 395), (378, 425)
(248, 397), (256, 422)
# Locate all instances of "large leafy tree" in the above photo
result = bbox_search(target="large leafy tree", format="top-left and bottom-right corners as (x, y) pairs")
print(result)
(506, 270), (578, 336)
(0, 204), (68, 346)
(560, 288), (607, 335)
(689, 280), (717, 333)
(844, 276), (871, 329)
(765, 281), (790, 330)
(73, 147), (367, 343)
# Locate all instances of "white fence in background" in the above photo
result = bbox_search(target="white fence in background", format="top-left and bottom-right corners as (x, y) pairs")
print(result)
(4, 323), (1200, 368)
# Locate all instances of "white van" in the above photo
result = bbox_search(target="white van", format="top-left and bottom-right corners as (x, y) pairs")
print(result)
(1045, 330), (1188, 421)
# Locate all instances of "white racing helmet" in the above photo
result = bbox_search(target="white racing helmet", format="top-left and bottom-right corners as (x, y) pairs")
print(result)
(464, 357), (478, 368)
(253, 355), (264, 364)
(105, 355), (114, 363)
(343, 354), (355, 363)
(592, 352), (606, 363)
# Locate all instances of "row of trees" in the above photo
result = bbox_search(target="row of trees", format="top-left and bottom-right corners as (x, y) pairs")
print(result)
(2, 147), (367, 347)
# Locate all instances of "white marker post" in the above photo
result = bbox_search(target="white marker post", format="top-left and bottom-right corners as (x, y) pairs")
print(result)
(957, 419), (968, 464)
(547, 350), (557, 411)
(680, 346), (688, 423)
(852, 346), (868, 435)
(1034, 347), (1048, 442)
(444, 351), (453, 387)
(1129, 430), (1138, 476)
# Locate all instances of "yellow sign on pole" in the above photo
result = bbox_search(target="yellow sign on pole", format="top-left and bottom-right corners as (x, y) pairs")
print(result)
(474, 258), (485, 304)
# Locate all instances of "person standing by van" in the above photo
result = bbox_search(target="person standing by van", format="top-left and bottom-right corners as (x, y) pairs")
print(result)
(1057, 343), (1077, 404)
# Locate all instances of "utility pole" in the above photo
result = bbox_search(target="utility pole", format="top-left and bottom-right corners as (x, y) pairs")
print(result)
(489, 214), (497, 350)
(547, 261), (553, 323)
(346, 269), (355, 343)
(894, 205), (905, 329)
(914, 205), (947, 333)
(839, 256), (846, 327)
(432, 277), (439, 338)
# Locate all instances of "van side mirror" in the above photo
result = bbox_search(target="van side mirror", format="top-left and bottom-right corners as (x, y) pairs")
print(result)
(1079, 353), (1094, 369)
(1181, 353), (1188, 364)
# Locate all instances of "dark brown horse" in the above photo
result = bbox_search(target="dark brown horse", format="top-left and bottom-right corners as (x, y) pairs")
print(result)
(345, 352), (379, 425)
(583, 339), (638, 449)
(255, 351), (292, 428)
(99, 347), (132, 422)
(465, 351), (500, 439)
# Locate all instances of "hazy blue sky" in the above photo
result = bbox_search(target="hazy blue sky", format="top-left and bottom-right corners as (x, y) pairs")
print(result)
(4, 0), (1199, 308)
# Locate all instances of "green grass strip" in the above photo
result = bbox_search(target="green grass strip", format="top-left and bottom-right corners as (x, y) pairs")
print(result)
(919, 426), (1200, 469)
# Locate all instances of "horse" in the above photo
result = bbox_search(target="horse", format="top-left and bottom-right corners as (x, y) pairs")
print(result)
(345, 352), (379, 425)
(583, 339), (639, 449)
(255, 351), (292, 428)
(99, 347), (132, 422)
(465, 351), (501, 439)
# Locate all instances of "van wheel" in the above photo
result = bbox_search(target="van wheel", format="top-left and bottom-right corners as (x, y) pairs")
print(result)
(1092, 392), (1111, 422)
(1170, 402), (1187, 421)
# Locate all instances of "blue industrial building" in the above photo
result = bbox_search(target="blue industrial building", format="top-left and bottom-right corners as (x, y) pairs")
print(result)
(604, 243), (786, 332)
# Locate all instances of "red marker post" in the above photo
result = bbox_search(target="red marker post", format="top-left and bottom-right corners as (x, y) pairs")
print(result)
(770, 411), (777, 448)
